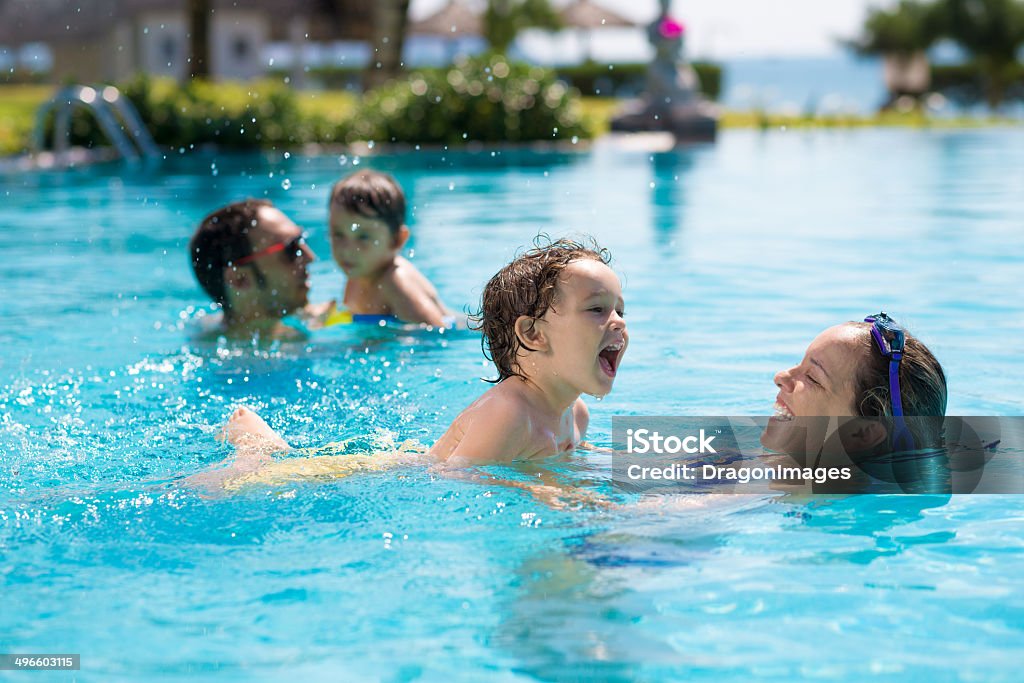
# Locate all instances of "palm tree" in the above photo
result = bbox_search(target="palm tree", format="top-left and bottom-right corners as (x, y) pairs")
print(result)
(484, 0), (562, 55)
(849, 0), (944, 104)
(939, 0), (1024, 108)
(852, 0), (944, 56)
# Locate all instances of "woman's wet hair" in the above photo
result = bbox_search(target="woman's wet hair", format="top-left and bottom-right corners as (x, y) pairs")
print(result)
(189, 199), (270, 311)
(473, 236), (611, 382)
(851, 321), (947, 447)
(330, 170), (406, 235)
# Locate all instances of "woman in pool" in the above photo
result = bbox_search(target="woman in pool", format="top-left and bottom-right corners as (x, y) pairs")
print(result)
(760, 313), (947, 491)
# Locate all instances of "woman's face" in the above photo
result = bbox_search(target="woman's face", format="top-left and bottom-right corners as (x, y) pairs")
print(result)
(761, 324), (867, 453)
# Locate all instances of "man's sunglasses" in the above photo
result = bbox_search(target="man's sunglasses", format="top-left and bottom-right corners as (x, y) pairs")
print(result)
(865, 312), (915, 452)
(233, 234), (307, 266)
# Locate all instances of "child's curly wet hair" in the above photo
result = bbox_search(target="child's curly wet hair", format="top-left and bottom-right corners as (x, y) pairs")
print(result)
(472, 236), (611, 382)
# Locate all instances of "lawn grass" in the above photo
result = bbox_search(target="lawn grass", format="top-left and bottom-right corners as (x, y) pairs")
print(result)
(580, 96), (1020, 133)
(0, 85), (55, 155)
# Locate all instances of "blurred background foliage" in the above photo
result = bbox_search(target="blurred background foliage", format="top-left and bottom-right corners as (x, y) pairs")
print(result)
(26, 55), (596, 154)
(347, 54), (588, 144)
(4, 0), (1023, 156)
(484, 0), (563, 55)
(851, 0), (1024, 106)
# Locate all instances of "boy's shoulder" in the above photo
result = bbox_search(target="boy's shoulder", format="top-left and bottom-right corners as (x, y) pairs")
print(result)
(432, 383), (534, 463)
(467, 380), (535, 425)
(379, 256), (433, 289)
(376, 256), (449, 326)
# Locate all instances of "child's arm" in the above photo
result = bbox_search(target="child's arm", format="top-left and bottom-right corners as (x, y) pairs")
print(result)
(435, 464), (612, 510)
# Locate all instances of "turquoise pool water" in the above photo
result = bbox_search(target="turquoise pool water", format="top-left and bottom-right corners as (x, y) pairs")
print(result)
(1, 129), (1023, 681)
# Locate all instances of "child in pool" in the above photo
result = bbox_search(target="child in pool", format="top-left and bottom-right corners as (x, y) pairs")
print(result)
(431, 238), (627, 463)
(200, 238), (628, 494)
(312, 170), (453, 328)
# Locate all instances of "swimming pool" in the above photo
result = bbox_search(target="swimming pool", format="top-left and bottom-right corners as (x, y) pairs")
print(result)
(2, 129), (1023, 680)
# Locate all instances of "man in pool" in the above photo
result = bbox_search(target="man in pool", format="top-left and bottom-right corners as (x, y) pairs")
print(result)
(189, 199), (317, 340)
(314, 170), (453, 328)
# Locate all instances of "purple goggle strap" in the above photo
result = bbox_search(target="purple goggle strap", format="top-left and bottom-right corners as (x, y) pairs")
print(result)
(866, 315), (915, 452)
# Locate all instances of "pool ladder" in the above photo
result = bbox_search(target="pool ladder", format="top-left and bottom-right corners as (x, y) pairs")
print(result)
(33, 84), (161, 161)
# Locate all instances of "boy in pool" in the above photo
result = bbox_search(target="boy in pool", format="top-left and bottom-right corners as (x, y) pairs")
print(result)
(201, 238), (627, 491)
(431, 238), (627, 462)
(314, 170), (453, 328)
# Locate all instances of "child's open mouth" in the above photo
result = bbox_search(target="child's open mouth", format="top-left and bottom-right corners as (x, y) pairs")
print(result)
(598, 342), (624, 378)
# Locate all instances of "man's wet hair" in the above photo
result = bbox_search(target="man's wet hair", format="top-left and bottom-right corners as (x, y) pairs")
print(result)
(330, 170), (407, 235)
(189, 199), (271, 310)
(473, 236), (611, 382)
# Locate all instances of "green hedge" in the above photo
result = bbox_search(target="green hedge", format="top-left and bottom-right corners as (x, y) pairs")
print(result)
(347, 55), (590, 145)
(39, 58), (591, 151)
(267, 66), (364, 91)
(40, 75), (349, 151)
(119, 75), (336, 148)
(277, 61), (725, 101)
(556, 61), (722, 100)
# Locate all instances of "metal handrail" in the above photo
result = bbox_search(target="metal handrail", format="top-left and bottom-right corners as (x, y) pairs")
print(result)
(33, 85), (161, 161)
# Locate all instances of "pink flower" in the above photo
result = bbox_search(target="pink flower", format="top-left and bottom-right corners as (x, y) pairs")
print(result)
(659, 17), (685, 39)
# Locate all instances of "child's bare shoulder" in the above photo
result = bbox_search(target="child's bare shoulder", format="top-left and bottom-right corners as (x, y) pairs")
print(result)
(381, 257), (436, 293)
(462, 383), (535, 430)
(377, 256), (448, 325)
(432, 384), (536, 463)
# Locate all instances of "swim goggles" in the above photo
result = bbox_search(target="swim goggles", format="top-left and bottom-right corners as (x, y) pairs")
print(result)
(865, 312), (915, 452)
(234, 234), (307, 266)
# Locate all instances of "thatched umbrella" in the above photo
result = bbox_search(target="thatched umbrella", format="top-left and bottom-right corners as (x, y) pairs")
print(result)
(409, 0), (482, 63)
(559, 0), (636, 62)
(410, 0), (482, 37)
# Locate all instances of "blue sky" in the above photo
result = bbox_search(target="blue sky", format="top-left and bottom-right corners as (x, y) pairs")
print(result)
(410, 0), (883, 59)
